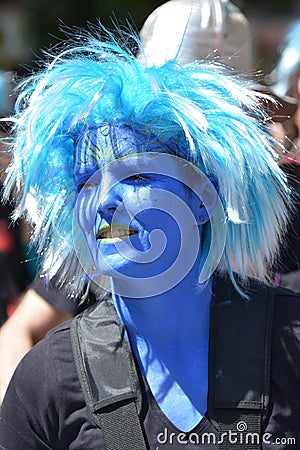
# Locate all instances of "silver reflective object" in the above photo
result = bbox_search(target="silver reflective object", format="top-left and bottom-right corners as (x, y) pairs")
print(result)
(139, 0), (253, 72)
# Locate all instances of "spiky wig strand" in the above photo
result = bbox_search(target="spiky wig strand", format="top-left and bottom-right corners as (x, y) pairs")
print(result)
(3, 26), (291, 298)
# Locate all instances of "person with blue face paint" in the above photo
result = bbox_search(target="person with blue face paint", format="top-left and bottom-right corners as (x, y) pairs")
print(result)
(73, 131), (218, 431)
(0, 23), (300, 450)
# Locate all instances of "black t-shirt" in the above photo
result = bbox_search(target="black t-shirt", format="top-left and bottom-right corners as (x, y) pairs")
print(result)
(0, 287), (300, 449)
(29, 275), (98, 316)
(277, 169), (300, 292)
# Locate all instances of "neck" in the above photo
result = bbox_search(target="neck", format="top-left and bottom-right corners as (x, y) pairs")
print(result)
(112, 276), (212, 345)
(111, 273), (212, 431)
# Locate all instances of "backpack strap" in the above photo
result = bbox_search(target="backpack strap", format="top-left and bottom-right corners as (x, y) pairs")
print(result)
(208, 276), (275, 450)
(70, 293), (148, 450)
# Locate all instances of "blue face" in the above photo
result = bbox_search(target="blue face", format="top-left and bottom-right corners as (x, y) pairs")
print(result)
(75, 153), (204, 282)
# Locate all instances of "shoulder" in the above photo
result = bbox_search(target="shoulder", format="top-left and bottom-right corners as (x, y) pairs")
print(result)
(1, 319), (76, 414)
(0, 318), (99, 448)
(29, 275), (84, 315)
(0, 321), (72, 447)
(30, 275), (100, 315)
(5, 319), (74, 402)
(274, 286), (300, 323)
(272, 287), (300, 353)
(272, 287), (300, 381)
(267, 287), (300, 437)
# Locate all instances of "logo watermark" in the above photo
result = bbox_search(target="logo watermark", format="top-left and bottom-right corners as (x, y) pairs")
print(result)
(156, 421), (297, 446)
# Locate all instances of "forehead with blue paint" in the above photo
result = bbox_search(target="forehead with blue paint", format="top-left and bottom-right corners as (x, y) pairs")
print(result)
(73, 123), (187, 188)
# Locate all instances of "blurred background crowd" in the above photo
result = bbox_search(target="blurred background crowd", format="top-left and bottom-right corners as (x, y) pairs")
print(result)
(0, 0), (298, 74)
(0, 0), (299, 403)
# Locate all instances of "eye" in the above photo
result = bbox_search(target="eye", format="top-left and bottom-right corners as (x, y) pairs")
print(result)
(77, 180), (99, 191)
(123, 174), (151, 184)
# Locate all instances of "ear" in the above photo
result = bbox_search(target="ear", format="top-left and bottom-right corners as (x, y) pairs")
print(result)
(197, 176), (219, 225)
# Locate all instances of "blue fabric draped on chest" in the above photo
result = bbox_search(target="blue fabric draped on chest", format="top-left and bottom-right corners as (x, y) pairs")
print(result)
(74, 123), (214, 431)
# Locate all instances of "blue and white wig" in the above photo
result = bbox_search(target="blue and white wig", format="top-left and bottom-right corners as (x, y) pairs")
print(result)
(3, 27), (290, 296)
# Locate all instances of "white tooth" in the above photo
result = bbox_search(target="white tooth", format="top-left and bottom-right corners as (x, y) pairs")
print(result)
(116, 230), (127, 238)
(100, 229), (132, 239)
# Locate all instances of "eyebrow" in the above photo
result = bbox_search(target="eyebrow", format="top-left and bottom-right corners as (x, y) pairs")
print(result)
(107, 155), (158, 175)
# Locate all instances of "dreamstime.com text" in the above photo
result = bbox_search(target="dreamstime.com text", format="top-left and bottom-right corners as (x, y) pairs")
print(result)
(155, 421), (296, 447)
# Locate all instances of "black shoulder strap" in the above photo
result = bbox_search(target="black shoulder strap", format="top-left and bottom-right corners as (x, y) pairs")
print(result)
(208, 276), (275, 450)
(70, 294), (148, 450)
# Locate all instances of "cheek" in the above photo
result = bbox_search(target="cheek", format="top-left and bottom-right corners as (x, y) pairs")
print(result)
(111, 188), (154, 225)
(126, 186), (154, 206)
(75, 189), (100, 244)
(127, 186), (195, 235)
